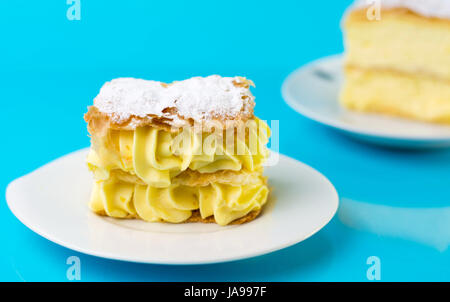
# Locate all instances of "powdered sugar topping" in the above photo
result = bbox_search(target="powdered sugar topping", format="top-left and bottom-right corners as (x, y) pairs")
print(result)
(93, 76), (255, 126)
(352, 0), (450, 19)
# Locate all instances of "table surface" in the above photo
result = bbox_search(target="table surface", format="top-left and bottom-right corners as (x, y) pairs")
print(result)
(1, 0), (449, 282)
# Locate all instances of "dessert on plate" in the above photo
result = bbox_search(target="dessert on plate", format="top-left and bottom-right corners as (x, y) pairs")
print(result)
(340, 0), (450, 123)
(84, 76), (271, 226)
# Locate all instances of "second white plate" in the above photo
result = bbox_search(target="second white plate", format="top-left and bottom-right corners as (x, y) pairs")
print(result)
(282, 55), (450, 148)
(6, 149), (338, 265)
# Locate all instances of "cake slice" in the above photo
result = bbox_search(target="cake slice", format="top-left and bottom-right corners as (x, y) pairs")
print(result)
(84, 76), (271, 226)
(340, 0), (450, 123)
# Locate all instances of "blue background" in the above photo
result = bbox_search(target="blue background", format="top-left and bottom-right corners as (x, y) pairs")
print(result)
(2, 0), (449, 281)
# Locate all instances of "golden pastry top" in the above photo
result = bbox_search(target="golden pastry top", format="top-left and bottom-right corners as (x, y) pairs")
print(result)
(350, 0), (450, 20)
(85, 76), (256, 131)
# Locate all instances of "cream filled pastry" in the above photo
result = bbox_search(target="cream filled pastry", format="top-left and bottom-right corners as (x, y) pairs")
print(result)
(341, 0), (450, 123)
(85, 76), (271, 225)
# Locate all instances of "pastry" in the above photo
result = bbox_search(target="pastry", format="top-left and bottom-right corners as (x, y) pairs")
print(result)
(85, 76), (271, 225)
(340, 0), (450, 123)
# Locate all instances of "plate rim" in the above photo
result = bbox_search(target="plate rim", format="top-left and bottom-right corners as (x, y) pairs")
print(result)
(5, 148), (339, 265)
(281, 54), (450, 142)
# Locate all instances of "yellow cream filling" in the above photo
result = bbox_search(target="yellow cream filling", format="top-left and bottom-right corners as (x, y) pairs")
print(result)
(90, 176), (269, 226)
(87, 118), (270, 187)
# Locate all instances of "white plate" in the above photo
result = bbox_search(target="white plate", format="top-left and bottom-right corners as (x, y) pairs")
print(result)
(282, 55), (450, 148)
(6, 149), (338, 265)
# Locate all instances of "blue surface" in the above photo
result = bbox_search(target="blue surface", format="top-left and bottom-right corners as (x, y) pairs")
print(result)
(2, 0), (449, 281)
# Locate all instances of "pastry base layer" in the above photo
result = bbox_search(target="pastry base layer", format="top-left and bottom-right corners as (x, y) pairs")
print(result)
(94, 208), (262, 225)
(340, 67), (450, 123)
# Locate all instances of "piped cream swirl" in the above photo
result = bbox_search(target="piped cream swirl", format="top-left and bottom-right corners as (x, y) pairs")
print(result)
(90, 176), (269, 226)
(87, 119), (270, 187)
